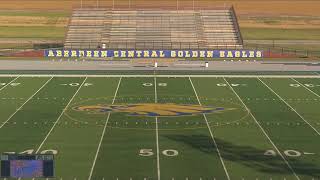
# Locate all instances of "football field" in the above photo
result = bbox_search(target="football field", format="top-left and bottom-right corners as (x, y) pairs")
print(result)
(0, 74), (320, 180)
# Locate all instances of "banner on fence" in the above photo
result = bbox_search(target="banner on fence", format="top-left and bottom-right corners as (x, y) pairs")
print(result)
(44, 50), (263, 58)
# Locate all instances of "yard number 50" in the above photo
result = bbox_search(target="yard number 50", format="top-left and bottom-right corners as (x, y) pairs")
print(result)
(139, 149), (178, 157)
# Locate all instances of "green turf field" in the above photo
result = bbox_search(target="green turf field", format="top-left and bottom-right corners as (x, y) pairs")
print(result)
(0, 75), (320, 180)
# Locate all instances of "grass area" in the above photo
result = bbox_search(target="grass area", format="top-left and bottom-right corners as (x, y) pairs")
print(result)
(0, 10), (69, 17)
(0, 70), (318, 75)
(241, 28), (320, 40)
(1, 27), (320, 44)
(247, 44), (320, 52)
(0, 5), (319, 48)
(0, 26), (65, 39)
(244, 43), (320, 58)
(239, 16), (320, 29)
(0, 43), (34, 49)
(0, 75), (319, 179)
(1, 0), (320, 16)
(0, 69), (320, 76)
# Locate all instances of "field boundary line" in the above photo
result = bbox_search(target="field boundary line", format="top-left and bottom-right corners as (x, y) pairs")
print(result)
(0, 74), (320, 78)
(291, 78), (320, 98)
(35, 77), (88, 153)
(154, 76), (161, 180)
(223, 77), (300, 180)
(189, 77), (230, 180)
(0, 76), (19, 92)
(258, 78), (320, 136)
(88, 77), (122, 180)
(0, 77), (53, 129)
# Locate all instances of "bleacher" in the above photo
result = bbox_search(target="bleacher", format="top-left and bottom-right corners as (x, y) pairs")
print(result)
(64, 7), (243, 50)
(64, 8), (107, 49)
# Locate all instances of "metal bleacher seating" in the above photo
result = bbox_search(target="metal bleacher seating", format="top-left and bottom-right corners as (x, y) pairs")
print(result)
(64, 7), (243, 50)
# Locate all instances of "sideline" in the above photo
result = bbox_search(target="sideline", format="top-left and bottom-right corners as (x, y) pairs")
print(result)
(0, 74), (320, 78)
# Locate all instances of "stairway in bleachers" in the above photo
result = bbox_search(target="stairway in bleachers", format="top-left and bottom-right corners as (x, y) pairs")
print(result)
(64, 8), (243, 49)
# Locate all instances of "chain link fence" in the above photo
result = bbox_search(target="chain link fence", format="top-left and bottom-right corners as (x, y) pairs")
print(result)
(244, 42), (320, 58)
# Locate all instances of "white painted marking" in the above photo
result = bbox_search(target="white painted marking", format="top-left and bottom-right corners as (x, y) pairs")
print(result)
(258, 78), (320, 136)
(0, 74), (319, 78)
(36, 77), (88, 153)
(154, 76), (161, 180)
(88, 77), (122, 180)
(0, 76), (19, 91)
(0, 77), (53, 129)
(189, 77), (230, 180)
(303, 152), (315, 155)
(223, 77), (300, 180)
(291, 78), (320, 98)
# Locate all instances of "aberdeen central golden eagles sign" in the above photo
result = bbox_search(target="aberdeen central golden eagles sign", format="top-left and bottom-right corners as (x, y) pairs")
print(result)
(73, 103), (230, 117)
(45, 50), (263, 58)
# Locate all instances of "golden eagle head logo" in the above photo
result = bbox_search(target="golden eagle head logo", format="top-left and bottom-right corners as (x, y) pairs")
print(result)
(73, 103), (229, 117)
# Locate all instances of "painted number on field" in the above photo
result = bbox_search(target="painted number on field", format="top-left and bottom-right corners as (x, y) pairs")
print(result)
(217, 83), (247, 87)
(264, 149), (310, 157)
(142, 83), (167, 87)
(290, 84), (320, 88)
(0, 83), (20, 86)
(4, 149), (58, 155)
(139, 149), (178, 157)
(60, 83), (93, 87)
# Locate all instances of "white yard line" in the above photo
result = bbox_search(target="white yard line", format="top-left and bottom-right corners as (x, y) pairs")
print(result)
(88, 77), (122, 180)
(154, 76), (161, 180)
(35, 77), (88, 153)
(0, 76), (20, 92)
(258, 78), (320, 136)
(175, 64), (204, 66)
(0, 74), (319, 78)
(0, 77), (53, 129)
(188, 77), (230, 180)
(223, 77), (300, 180)
(291, 78), (320, 98)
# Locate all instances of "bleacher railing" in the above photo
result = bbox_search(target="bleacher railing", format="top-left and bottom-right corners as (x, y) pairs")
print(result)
(230, 5), (243, 46)
(64, 41), (243, 50)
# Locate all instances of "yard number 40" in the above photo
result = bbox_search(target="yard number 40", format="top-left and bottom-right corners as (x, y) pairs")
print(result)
(142, 83), (167, 87)
(4, 149), (58, 155)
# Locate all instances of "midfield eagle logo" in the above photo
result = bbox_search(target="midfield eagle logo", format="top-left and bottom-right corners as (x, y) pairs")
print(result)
(73, 103), (228, 117)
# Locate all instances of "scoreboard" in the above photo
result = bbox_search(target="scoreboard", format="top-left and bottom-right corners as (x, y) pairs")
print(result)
(0, 154), (54, 178)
